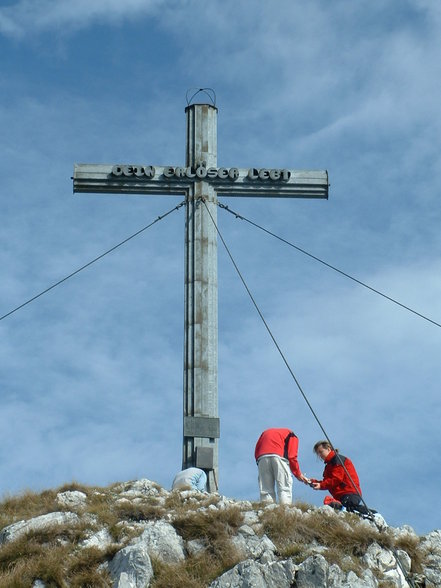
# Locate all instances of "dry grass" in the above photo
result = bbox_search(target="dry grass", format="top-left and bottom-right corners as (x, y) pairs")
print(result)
(325, 547), (364, 576)
(28, 521), (93, 545)
(113, 500), (165, 524)
(172, 505), (243, 542)
(151, 544), (242, 588)
(151, 556), (206, 588)
(261, 506), (391, 553)
(260, 505), (395, 577)
(163, 490), (220, 515)
(0, 489), (59, 529)
(377, 580), (399, 588)
(292, 500), (311, 513)
(0, 522), (94, 573)
(0, 541), (116, 586)
(56, 482), (93, 495)
(83, 490), (119, 528)
(173, 504), (244, 566)
(0, 543), (70, 587)
(67, 547), (116, 587)
(276, 540), (304, 562)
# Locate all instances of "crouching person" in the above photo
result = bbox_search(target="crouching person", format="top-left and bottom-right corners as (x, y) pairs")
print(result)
(311, 440), (370, 514)
(172, 467), (207, 492)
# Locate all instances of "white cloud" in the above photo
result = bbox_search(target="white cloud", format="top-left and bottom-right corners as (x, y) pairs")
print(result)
(0, 0), (166, 37)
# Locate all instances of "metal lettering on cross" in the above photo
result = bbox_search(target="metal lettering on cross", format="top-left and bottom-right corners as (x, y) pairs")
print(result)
(73, 93), (329, 492)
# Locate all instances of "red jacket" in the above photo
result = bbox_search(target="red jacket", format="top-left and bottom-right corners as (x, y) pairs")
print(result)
(254, 428), (302, 478)
(317, 450), (361, 500)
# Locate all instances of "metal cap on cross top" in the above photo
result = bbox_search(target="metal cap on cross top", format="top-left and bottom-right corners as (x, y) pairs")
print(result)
(73, 95), (329, 492)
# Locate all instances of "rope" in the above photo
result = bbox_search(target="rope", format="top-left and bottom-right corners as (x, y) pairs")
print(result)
(0, 200), (186, 322)
(218, 202), (441, 330)
(204, 198), (416, 587)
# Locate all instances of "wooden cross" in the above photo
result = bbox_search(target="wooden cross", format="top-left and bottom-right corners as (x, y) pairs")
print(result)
(73, 99), (328, 491)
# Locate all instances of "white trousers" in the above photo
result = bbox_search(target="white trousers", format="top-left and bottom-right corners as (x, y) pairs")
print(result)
(257, 455), (292, 504)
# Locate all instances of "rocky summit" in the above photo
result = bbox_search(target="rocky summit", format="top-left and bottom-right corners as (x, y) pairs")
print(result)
(0, 478), (439, 587)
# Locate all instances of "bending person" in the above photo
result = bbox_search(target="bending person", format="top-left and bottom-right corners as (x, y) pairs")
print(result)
(255, 428), (308, 504)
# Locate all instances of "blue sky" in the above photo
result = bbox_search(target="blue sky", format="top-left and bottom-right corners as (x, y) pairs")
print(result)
(1, 0), (440, 536)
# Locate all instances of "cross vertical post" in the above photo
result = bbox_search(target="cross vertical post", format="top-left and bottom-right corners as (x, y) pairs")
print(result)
(72, 97), (329, 493)
(183, 104), (219, 491)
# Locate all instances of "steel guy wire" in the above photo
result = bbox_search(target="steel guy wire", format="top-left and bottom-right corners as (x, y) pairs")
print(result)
(218, 201), (441, 329)
(201, 198), (335, 453)
(0, 200), (186, 322)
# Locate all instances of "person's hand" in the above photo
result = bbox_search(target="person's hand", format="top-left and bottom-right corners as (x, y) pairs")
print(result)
(312, 482), (321, 490)
(297, 474), (310, 484)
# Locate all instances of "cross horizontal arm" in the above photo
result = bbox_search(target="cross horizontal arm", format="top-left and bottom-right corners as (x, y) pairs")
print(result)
(215, 169), (328, 199)
(73, 163), (328, 199)
(73, 164), (191, 195)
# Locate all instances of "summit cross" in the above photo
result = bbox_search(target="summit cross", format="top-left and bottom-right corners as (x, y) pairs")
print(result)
(73, 98), (329, 492)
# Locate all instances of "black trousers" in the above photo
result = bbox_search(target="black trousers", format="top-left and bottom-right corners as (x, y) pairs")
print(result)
(340, 493), (372, 515)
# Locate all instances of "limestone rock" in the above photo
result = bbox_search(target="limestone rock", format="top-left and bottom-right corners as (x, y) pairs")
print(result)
(117, 478), (165, 499)
(343, 569), (378, 587)
(81, 527), (113, 550)
(231, 532), (276, 563)
(56, 490), (87, 509)
(0, 511), (79, 544)
(238, 523), (255, 537)
(295, 554), (328, 587)
(108, 542), (153, 588)
(136, 520), (185, 563)
(363, 543), (409, 587)
(327, 562), (345, 586)
(208, 557), (297, 588)
(420, 529), (441, 553)
(417, 530), (441, 586)
(242, 510), (259, 526)
(186, 537), (206, 556)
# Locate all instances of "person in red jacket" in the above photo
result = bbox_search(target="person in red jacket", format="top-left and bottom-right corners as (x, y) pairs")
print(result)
(311, 440), (367, 513)
(255, 428), (308, 504)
